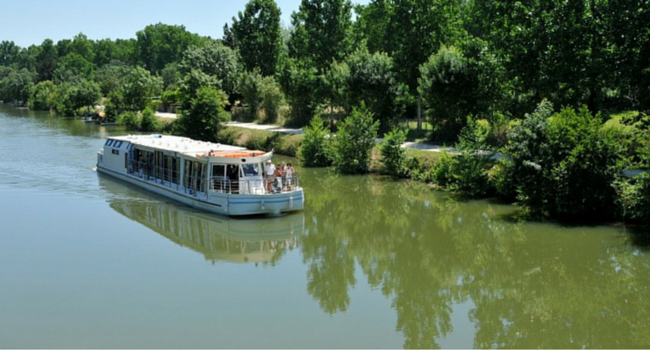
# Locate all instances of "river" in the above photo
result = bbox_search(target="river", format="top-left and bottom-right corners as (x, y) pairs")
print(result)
(1, 104), (649, 348)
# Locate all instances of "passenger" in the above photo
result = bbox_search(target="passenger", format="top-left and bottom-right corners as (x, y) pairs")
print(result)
(274, 164), (283, 193)
(285, 162), (294, 190)
(264, 160), (275, 192)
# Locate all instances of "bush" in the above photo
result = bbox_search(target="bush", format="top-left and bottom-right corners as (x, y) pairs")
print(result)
(299, 114), (333, 167)
(499, 100), (628, 222)
(379, 127), (407, 178)
(261, 76), (283, 123)
(140, 107), (160, 132)
(614, 174), (650, 225)
(332, 103), (380, 174)
(117, 111), (140, 129)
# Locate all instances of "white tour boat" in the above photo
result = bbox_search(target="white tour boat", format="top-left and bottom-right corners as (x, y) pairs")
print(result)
(96, 134), (304, 216)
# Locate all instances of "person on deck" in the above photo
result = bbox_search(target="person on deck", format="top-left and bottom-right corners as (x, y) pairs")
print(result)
(265, 160), (275, 192)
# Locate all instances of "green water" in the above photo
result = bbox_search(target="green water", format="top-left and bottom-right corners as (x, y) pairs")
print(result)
(1, 104), (649, 349)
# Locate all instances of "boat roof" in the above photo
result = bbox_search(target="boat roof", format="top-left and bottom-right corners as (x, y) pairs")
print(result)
(108, 134), (268, 160)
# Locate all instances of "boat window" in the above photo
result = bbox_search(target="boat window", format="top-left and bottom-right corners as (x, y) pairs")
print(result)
(105, 139), (113, 146)
(114, 141), (123, 148)
(112, 149), (119, 155)
(241, 163), (260, 177)
(212, 164), (225, 178)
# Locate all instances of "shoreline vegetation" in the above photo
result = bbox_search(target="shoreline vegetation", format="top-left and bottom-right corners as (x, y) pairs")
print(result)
(1, 0), (649, 227)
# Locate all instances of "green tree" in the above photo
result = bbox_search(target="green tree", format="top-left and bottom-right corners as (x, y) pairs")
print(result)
(135, 23), (205, 74)
(299, 114), (333, 167)
(173, 86), (231, 142)
(0, 41), (20, 67)
(28, 80), (57, 110)
(419, 45), (477, 141)
(379, 127), (407, 178)
(228, 0), (283, 76)
(288, 0), (354, 73)
(121, 66), (163, 111)
(70, 33), (95, 63)
(238, 69), (264, 120)
(278, 57), (319, 126)
(52, 53), (94, 84)
(35, 39), (58, 82)
(332, 103), (379, 174)
(179, 40), (240, 96)
(500, 101), (627, 222)
(94, 61), (133, 95)
(345, 47), (403, 133)
(54, 80), (101, 116)
(261, 75), (284, 123)
(0, 67), (33, 103)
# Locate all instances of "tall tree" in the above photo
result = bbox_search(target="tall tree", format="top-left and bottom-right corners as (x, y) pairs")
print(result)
(35, 39), (58, 82)
(288, 0), (354, 73)
(135, 23), (205, 74)
(179, 40), (240, 97)
(228, 0), (282, 76)
(0, 41), (20, 67)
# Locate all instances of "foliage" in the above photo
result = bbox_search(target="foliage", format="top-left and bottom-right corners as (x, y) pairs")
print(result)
(121, 66), (163, 111)
(117, 111), (140, 129)
(0, 67), (34, 104)
(28, 80), (57, 110)
(278, 58), (319, 126)
(379, 127), (407, 178)
(173, 86), (231, 142)
(419, 45), (477, 142)
(140, 107), (160, 132)
(260, 76), (284, 123)
(179, 40), (239, 96)
(299, 114), (333, 167)
(94, 61), (133, 95)
(52, 53), (94, 84)
(289, 0), (354, 73)
(499, 100), (628, 221)
(431, 119), (496, 198)
(135, 23), (205, 74)
(54, 79), (101, 116)
(227, 0), (282, 76)
(238, 69), (264, 120)
(332, 103), (379, 174)
(344, 47), (403, 133)
(614, 173), (650, 225)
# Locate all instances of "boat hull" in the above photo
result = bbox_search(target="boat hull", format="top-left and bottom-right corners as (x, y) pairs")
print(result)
(96, 165), (304, 216)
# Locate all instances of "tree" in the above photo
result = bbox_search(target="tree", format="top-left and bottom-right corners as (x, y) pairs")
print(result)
(238, 69), (264, 120)
(386, 0), (465, 129)
(52, 53), (94, 84)
(35, 39), (58, 82)
(121, 66), (163, 111)
(28, 80), (57, 110)
(179, 40), (240, 96)
(278, 57), (319, 126)
(288, 0), (354, 73)
(229, 0), (283, 76)
(332, 103), (379, 174)
(135, 23), (205, 74)
(94, 61), (134, 95)
(379, 127), (407, 177)
(0, 67), (33, 103)
(173, 86), (231, 142)
(0, 41), (20, 67)
(345, 47), (403, 133)
(419, 45), (477, 141)
(299, 114), (333, 167)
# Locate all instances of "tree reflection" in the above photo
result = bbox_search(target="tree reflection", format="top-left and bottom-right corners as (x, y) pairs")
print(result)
(300, 169), (650, 348)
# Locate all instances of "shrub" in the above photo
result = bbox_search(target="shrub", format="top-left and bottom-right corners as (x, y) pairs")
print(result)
(140, 107), (160, 132)
(500, 100), (628, 222)
(299, 114), (333, 167)
(261, 76), (283, 123)
(117, 111), (140, 129)
(379, 127), (407, 178)
(614, 174), (650, 225)
(332, 103), (380, 174)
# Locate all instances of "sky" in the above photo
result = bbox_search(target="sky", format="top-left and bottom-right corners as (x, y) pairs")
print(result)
(1, 0), (369, 48)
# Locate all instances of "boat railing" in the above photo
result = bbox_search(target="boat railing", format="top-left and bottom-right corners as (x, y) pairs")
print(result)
(209, 175), (301, 195)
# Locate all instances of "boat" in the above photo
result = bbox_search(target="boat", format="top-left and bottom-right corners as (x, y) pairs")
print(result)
(98, 175), (304, 264)
(96, 134), (304, 216)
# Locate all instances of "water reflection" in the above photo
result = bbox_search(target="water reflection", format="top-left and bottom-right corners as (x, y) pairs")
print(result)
(299, 169), (650, 348)
(99, 175), (304, 265)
